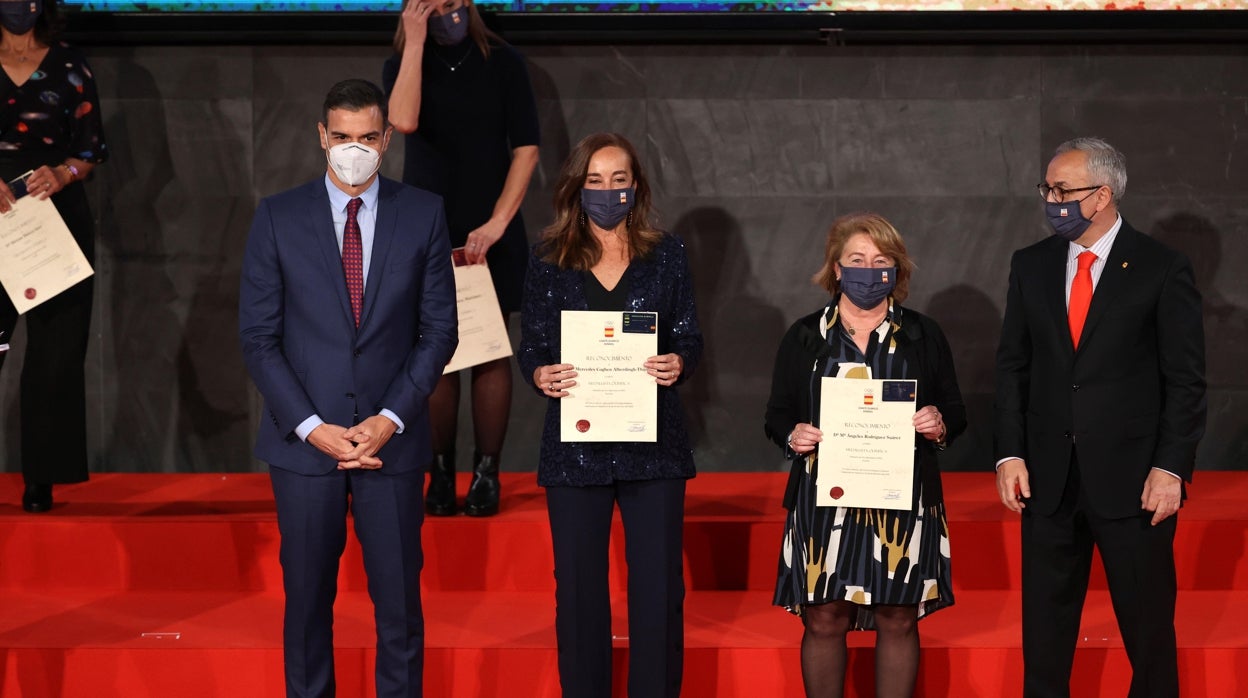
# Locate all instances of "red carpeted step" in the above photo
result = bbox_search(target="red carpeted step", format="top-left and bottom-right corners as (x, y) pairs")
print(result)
(1, 473), (1245, 594)
(2, 588), (1245, 697)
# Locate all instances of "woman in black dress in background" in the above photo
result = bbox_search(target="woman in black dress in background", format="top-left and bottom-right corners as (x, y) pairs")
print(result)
(0, 0), (107, 513)
(384, 0), (539, 517)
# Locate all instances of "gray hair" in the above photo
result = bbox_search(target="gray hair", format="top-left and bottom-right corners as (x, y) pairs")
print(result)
(1054, 137), (1127, 204)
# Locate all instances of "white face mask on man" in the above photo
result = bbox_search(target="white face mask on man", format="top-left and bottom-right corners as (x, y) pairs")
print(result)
(324, 141), (382, 187)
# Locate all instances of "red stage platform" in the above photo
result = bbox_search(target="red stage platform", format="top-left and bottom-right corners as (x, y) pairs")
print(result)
(1, 472), (1246, 697)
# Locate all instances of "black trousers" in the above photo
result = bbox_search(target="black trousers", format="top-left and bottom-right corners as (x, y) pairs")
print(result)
(1021, 451), (1179, 698)
(545, 478), (686, 698)
(0, 159), (94, 486)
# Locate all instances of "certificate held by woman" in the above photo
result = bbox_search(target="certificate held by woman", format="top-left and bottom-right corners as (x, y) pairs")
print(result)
(559, 309), (658, 442)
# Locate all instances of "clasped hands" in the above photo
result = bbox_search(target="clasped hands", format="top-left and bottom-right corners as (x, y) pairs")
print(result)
(307, 415), (398, 470)
(535, 353), (685, 397)
(786, 406), (946, 455)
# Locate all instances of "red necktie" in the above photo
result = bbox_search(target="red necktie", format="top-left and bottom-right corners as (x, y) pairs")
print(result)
(1068, 250), (1096, 349)
(342, 197), (364, 327)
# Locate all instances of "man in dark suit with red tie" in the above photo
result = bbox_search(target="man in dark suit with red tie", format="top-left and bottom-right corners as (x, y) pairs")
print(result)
(994, 137), (1206, 697)
(239, 79), (457, 697)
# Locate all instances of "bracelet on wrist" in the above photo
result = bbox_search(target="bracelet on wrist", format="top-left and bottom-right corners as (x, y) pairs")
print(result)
(61, 163), (79, 183)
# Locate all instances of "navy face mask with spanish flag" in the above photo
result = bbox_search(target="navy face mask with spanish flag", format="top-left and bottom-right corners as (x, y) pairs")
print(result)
(837, 265), (897, 311)
(0, 0), (41, 35)
(580, 186), (635, 230)
(1044, 191), (1100, 242)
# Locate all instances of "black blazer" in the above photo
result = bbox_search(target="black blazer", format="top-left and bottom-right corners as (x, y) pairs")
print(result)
(993, 221), (1207, 519)
(765, 302), (967, 510)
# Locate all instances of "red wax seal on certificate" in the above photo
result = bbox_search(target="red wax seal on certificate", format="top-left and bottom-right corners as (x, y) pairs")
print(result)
(829, 487), (844, 500)
(23, 288), (36, 300)
(576, 419), (590, 433)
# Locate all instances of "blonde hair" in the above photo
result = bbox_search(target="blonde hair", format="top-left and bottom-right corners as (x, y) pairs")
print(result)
(812, 212), (915, 302)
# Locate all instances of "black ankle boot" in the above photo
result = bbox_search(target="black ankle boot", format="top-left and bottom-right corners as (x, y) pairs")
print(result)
(463, 452), (500, 517)
(22, 483), (53, 513)
(425, 452), (456, 516)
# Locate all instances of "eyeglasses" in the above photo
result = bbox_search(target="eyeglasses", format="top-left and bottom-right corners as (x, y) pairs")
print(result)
(1036, 183), (1104, 203)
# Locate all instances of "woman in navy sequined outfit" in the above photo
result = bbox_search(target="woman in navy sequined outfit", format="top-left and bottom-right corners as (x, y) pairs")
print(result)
(765, 213), (965, 698)
(0, 0), (107, 513)
(518, 133), (702, 697)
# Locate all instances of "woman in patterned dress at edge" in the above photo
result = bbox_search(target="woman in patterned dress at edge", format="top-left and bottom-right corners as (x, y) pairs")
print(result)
(0, 0), (107, 513)
(384, 0), (539, 516)
(519, 133), (702, 697)
(765, 213), (965, 697)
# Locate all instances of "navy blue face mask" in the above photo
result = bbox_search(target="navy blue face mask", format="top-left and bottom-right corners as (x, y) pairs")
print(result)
(1044, 190), (1100, 242)
(838, 265), (897, 311)
(429, 8), (469, 46)
(0, 0), (41, 35)
(581, 186), (635, 230)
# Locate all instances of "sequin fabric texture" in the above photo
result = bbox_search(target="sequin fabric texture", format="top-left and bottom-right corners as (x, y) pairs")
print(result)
(518, 233), (703, 487)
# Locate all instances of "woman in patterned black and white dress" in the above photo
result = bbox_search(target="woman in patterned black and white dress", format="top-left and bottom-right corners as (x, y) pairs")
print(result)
(765, 212), (966, 698)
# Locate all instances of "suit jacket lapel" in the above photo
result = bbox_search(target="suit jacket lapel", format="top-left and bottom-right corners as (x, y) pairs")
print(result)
(360, 181), (398, 330)
(1076, 224), (1137, 353)
(308, 183), (356, 332)
(1040, 237), (1075, 358)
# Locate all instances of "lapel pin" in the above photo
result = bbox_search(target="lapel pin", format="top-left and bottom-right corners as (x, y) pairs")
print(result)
(1122, 262), (1129, 269)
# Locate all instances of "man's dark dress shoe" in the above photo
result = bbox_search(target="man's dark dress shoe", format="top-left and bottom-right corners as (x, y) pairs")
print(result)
(22, 483), (52, 513)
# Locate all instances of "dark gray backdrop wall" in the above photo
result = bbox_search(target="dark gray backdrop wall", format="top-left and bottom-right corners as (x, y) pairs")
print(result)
(1, 43), (1243, 475)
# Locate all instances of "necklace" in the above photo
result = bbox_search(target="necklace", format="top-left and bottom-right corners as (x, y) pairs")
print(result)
(3, 42), (37, 63)
(433, 45), (474, 72)
(842, 309), (886, 336)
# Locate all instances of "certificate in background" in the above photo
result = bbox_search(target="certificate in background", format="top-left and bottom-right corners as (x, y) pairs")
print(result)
(560, 310), (657, 442)
(442, 247), (513, 374)
(816, 377), (917, 510)
(0, 194), (93, 315)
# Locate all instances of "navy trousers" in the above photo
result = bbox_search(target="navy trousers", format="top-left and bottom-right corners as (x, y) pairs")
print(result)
(270, 466), (426, 698)
(546, 478), (686, 698)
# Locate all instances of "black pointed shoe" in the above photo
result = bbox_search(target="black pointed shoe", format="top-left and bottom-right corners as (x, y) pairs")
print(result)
(22, 483), (52, 513)
(425, 452), (457, 516)
(463, 453), (500, 517)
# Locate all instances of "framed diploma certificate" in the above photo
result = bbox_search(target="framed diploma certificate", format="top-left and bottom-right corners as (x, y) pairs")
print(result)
(816, 377), (918, 510)
(560, 310), (658, 442)
(442, 248), (513, 375)
(0, 193), (94, 315)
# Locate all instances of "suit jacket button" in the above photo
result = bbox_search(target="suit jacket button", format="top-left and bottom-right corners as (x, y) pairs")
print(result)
(1072, 384), (1080, 391)
(1063, 430), (1072, 438)
(353, 349), (362, 357)
(346, 392), (355, 399)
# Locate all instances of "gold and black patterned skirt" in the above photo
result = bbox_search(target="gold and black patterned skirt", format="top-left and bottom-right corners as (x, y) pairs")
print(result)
(773, 454), (954, 630)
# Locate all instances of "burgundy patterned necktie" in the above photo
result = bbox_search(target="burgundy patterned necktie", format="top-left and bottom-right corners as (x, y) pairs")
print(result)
(342, 197), (364, 327)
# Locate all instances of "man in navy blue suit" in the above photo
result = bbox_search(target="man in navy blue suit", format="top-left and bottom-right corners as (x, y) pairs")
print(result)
(239, 78), (457, 698)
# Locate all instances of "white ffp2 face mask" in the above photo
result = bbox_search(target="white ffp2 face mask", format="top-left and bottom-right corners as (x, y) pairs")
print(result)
(325, 142), (381, 186)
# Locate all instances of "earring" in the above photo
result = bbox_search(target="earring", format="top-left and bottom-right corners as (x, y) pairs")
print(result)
(626, 209), (633, 228)
(578, 210), (587, 228)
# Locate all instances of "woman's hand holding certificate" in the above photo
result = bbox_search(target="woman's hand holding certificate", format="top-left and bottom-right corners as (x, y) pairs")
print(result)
(556, 310), (659, 442)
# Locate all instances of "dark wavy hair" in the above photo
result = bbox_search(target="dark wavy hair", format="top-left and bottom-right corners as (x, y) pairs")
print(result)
(539, 132), (662, 271)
